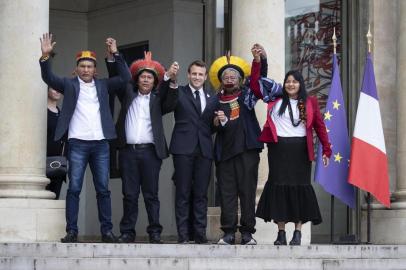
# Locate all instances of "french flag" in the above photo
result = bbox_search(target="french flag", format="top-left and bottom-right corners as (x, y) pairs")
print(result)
(348, 53), (390, 208)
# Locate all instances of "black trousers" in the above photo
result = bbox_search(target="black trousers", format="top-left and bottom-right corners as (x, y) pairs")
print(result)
(118, 144), (163, 236)
(217, 150), (260, 234)
(173, 150), (212, 239)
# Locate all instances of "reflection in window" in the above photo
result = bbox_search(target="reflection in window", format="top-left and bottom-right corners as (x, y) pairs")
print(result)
(285, 0), (342, 107)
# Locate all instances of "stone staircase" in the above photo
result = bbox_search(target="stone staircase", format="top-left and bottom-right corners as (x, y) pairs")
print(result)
(1, 243), (406, 270)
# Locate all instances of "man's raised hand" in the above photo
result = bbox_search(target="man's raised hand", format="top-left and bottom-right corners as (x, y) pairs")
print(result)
(40, 33), (56, 57)
(167, 61), (180, 81)
(106, 37), (118, 54)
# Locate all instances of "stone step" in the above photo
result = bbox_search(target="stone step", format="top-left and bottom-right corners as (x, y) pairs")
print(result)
(1, 243), (406, 259)
(1, 243), (406, 270)
(2, 257), (406, 270)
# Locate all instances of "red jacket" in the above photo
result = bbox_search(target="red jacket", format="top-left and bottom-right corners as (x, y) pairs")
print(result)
(250, 61), (331, 161)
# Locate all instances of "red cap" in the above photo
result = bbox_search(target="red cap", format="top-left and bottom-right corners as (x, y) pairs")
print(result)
(130, 51), (165, 82)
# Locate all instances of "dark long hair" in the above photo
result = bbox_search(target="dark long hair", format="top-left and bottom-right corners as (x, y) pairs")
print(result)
(277, 70), (307, 124)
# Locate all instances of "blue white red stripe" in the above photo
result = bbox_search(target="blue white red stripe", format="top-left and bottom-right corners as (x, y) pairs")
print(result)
(352, 92), (386, 154)
(348, 53), (390, 208)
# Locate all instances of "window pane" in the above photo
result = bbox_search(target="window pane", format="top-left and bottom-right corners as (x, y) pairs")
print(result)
(285, 0), (342, 106)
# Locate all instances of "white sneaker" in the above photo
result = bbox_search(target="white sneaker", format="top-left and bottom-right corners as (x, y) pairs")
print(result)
(217, 238), (229, 245)
(217, 233), (235, 245)
(241, 233), (257, 245)
(243, 238), (257, 245)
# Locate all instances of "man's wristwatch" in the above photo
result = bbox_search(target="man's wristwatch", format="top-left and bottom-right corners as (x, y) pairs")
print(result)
(40, 55), (50, 62)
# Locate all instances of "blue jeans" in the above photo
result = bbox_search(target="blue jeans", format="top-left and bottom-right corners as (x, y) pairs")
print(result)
(66, 139), (112, 235)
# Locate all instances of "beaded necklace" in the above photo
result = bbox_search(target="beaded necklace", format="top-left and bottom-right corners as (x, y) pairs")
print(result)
(219, 91), (241, 120)
(287, 98), (306, 127)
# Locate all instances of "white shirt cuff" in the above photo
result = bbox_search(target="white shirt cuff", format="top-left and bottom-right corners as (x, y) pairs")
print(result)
(163, 73), (170, 81)
(220, 117), (228, 126)
(169, 82), (178, 89)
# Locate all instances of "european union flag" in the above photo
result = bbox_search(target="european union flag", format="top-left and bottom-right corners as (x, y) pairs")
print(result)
(314, 54), (355, 208)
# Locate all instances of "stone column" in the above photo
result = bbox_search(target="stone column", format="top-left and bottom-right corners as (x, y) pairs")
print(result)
(231, 0), (285, 188)
(0, 0), (65, 242)
(361, 0), (406, 244)
(394, 0), (406, 208)
(230, 0), (310, 244)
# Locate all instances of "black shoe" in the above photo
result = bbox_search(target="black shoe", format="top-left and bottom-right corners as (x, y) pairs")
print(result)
(178, 233), (189, 244)
(289, 230), (301, 246)
(117, 233), (135, 243)
(194, 234), (208, 244)
(61, 231), (78, 243)
(241, 232), (257, 245)
(274, 230), (287, 245)
(101, 231), (117, 243)
(217, 233), (235, 245)
(177, 237), (189, 244)
(149, 233), (162, 244)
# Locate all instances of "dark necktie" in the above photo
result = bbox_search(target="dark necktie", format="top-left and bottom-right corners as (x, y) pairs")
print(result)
(194, 90), (202, 114)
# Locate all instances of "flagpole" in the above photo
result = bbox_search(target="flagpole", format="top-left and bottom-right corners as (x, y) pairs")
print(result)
(327, 27), (358, 245)
(330, 195), (335, 243)
(329, 28), (338, 244)
(366, 24), (372, 244)
(367, 192), (372, 244)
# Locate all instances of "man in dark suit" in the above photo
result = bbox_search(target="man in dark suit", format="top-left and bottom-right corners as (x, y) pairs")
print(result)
(39, 34), (131, 243)
(106, 50), (179, 244)
(167, 60), (217, 243)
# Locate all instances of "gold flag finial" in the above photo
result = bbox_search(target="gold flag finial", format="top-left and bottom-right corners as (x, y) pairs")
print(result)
(226, 50), (231, 64)
(366, 24), (372, 53)
(332, 27), (337, 54)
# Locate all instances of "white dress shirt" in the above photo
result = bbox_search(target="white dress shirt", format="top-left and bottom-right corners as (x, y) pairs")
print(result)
(68, 77), (105, 140)
(189, 84), (206, 112)
(271, 99), (306, 137)
(125, 92), (154, 144)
